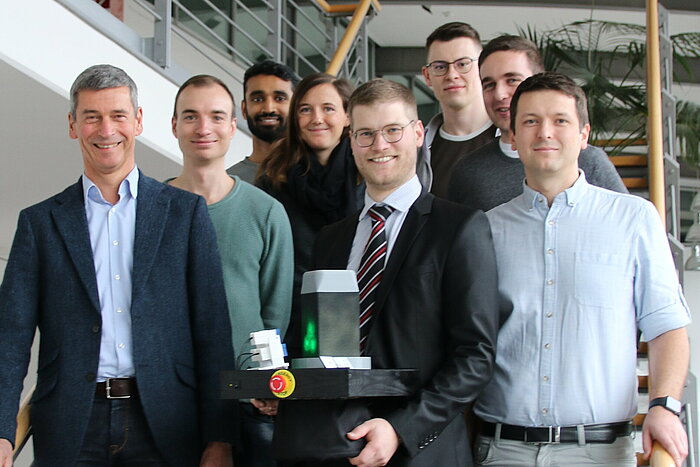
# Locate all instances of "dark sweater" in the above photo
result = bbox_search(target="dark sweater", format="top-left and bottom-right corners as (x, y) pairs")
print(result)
(447, 138), (628, 211)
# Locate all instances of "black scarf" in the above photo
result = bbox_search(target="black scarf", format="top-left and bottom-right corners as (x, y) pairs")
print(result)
(286, 137), (363, 228)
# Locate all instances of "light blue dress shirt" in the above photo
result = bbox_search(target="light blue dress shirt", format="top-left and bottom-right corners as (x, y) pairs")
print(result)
(347, 175), (422, 272)
(474, 172), (690, 427)
(82, 166), (138, 381)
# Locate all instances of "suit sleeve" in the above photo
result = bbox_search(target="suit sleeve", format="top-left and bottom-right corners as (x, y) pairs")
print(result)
(384, 210), (503, 456)
(187, 197), (238, 443)
(259, 202), (294, 339)
(0, 211), (40, 444)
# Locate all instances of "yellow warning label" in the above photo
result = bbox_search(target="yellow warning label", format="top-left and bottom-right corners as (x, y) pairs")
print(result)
(269, 369), (296, 398)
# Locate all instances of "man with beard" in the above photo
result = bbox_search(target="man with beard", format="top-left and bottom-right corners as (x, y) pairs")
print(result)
(227, 60), (300, 183)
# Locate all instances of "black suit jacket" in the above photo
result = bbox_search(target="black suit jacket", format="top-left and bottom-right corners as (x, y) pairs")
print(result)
(313, 192), (502, 466)
(0, 173), (235, 466)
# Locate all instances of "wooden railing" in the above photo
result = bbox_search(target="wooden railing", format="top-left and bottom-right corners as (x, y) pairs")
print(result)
(12, 387), (33, 460)
(317, 0), (381, 77)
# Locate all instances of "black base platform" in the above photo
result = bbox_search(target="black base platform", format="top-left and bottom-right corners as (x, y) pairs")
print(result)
(221, 368), (419, 400)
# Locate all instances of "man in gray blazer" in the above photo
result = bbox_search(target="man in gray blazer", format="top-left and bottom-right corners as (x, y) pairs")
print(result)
(0, 65), (236, 466)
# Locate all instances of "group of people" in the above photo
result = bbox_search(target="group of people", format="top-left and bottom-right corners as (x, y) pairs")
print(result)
(0, 19), (691, 467)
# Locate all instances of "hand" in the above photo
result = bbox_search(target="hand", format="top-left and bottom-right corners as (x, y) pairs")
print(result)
(251, 398), (279, 416)
(643, 406), (688, 467)
(346, 418), (399, 467)
(199, 441), (233, 467)
(0, 438), (13, 467)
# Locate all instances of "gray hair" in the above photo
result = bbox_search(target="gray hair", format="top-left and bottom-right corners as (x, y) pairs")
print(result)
(70, 64), (138, 118)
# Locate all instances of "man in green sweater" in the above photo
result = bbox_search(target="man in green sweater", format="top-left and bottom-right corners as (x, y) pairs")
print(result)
(169, 74), (294, 467)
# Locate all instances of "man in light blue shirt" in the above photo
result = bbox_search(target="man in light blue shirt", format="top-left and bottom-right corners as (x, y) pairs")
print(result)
(474, 72), (690, 467)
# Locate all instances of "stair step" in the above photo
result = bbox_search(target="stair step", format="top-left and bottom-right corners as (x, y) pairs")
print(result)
(610, 155), (648, 166)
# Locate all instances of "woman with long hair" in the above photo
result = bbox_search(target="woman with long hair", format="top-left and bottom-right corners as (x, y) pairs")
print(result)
(257, 73), (363, 358)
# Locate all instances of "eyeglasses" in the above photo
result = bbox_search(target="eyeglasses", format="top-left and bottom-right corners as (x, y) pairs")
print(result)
(351, 121), (416, 147)
(424, 57), (478, 76)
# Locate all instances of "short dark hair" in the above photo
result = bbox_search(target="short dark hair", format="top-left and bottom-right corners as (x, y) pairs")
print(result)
(510, 72), (589, 134)
(243, 60), (301, 97)
(348, 79), (417, 126)
(426, 22), (481, 50)
(70, 64), (138, 119)
(173, 74), (235, 118)
(479, 35), (544, 74)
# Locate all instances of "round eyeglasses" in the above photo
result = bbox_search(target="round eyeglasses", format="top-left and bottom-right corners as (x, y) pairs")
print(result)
(425, 57), (478, 76)
(351, 121), (416, 147)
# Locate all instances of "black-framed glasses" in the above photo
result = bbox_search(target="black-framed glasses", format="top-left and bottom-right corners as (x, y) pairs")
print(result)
(351, 121), (416, 147)
(425, 57), (478, 76)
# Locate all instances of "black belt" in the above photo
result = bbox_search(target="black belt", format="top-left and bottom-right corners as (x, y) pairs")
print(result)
(96, 377), (137, 399)
(481, 421), (632, 444)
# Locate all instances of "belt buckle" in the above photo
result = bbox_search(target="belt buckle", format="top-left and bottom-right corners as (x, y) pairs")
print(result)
(105, 378), (130, 399)
(525, 426), (560, 444)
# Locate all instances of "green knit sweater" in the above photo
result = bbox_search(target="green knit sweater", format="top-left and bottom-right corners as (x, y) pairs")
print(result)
(207, 176), (294, 369)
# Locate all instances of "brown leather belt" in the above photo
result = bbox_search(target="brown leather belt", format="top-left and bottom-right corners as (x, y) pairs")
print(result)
(96, 378), (137, 399)
(481, 421), (632, 444)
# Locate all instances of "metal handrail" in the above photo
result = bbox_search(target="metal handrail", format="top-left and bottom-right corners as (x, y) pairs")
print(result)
(289, 0), (333, 40)
(171, 1), (271, 67)
(155, 0), (377, 83)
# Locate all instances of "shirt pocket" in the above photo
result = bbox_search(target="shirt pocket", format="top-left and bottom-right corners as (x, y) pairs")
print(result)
(574, 251), (632, 309)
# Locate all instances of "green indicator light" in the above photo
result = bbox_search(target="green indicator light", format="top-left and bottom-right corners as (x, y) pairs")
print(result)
(302, 319), (318, 357)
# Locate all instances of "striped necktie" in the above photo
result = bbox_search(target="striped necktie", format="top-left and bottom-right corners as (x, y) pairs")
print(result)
(357, 204), (394, 353)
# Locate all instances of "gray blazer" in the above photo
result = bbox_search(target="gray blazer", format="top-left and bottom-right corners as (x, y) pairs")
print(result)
(0, 173), (235, 466)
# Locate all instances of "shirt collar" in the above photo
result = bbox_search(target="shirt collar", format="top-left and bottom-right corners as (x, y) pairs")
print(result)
(82, 165), (140, 205)
(521, 169), (589, 210)
(358, 175), (421, 221)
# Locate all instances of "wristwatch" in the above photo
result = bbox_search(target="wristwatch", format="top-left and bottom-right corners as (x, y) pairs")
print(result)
(649, 396), (682, 416)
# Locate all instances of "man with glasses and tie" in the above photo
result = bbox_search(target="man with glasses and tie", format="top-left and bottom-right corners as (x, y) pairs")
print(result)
(312, 78), (502, 467)
(417, 22), (496, 198)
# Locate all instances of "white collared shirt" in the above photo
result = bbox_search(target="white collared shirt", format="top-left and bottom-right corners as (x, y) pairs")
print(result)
(347, 175), (422, 272)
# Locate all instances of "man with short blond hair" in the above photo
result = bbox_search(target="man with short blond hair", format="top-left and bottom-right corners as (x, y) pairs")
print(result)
(313, 78), (501, 466)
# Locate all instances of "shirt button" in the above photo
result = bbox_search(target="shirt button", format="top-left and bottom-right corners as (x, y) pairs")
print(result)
(114, 274), (120, 280)
(548, 220), (555, 225)
(118, 343), (125, 349)
(547, 249), (554, 255)
(92, 325), (100, 333)
(546, 312), (553, 318)
(546, 279), (554, 285)
(113, 240), (119, 246)
(542, 408), (548, 415)
(544, 343), (551, 349)
(110, 208), (116, 213)
(543, 376), (549, 382)
(116, 308), (123, 313)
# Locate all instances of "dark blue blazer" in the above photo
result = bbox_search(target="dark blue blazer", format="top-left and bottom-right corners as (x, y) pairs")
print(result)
(0, 173), (235, 466)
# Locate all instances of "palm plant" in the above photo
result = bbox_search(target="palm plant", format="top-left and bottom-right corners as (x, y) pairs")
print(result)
(518, 20), (700, 165)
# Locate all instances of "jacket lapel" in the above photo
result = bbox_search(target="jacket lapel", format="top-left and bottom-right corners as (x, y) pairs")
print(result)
(372, 192), (432, 314)
(131, 173), (169, 299)
(51, 179), (101, 313)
